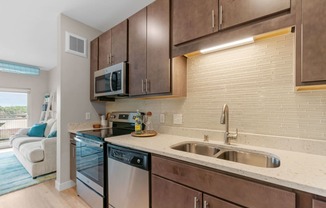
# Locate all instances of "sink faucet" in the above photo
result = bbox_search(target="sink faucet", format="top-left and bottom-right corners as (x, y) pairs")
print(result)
(220, 104), (238, 145)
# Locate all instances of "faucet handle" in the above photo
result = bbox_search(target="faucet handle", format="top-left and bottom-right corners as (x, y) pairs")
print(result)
(230, 128), (238, 140)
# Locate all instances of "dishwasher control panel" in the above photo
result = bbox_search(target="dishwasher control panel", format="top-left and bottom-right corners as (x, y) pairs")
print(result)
(108, 144), (149, 170)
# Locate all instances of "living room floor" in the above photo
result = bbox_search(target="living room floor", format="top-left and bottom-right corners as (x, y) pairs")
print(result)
(0, 180), (90, 208)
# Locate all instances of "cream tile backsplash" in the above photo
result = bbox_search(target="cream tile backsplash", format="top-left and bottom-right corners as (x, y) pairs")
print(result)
(106, 33), (326, 153)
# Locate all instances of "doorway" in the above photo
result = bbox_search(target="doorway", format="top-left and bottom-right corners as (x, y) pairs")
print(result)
(0, 90), (28, 149)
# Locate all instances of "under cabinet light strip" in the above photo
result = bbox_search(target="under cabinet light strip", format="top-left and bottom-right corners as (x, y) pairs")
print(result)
(200, 37), (254, 54)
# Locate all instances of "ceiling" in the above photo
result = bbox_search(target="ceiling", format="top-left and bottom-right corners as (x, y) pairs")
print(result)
(0, 0), (154, 70)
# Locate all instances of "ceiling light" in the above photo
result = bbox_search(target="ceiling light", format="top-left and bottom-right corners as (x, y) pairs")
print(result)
(0, 60), (40, 75)
(200, 37), (254, 54)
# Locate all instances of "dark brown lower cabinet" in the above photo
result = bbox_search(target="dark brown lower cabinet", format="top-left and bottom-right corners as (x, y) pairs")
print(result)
(69, 133), (76, 182)
(313, 199), (326, 208)
(152, 155), (296, 208)
(152, 175), (202, 208)
(152, 174), (242, 208)
(204, 194), (242, 208)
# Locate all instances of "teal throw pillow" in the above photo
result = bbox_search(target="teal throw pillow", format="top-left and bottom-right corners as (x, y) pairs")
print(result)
(47, 130), (57, 138)
(27, 123), (47, 137)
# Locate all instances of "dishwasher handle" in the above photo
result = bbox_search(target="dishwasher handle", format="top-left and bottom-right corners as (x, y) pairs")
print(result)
(108, 144), (150, 171)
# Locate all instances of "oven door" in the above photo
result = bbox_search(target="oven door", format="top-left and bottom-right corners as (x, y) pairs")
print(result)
(75, 136), (104, 195)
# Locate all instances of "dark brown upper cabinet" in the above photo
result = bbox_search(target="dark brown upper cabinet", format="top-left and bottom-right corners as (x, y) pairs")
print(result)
(219, 0), (291, 30)
(129, 0), (186, 97)
(172, 0), (218, 46)
(90, 38), (99, 101)
(296, 0), (326, 87)
(98, 20), (128, 70)
(146, 0), (170, 95)
(128, 8), (147, 96)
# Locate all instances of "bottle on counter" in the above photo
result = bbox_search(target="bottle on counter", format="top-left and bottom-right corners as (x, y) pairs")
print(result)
(100, 115), (107, 127)
(134, 110), (143, 135)
(145, 111), (153, 131)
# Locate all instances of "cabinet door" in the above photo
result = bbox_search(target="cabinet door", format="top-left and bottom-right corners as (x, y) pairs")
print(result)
(152, 156), (295, 208)
(90, 38), (99, 101)
(111, 20), (128, 65)
(204, 194), (242, 208)
(152, 174), (202, 208)
(147, 0), (171, 95)
(219, 0), (291, 29)
(128, 8), (147, 96)
(172, 0), (218, 45)
(98, 30), (111, 70)
(301, 0), (326, 82)
(313, 199), (326, 208)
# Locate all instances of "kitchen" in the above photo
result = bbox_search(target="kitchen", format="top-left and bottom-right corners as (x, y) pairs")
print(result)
(71, 0), (326, 208)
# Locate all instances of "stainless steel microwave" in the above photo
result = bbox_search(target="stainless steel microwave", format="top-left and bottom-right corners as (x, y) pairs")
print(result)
(94, 62), (128, 97)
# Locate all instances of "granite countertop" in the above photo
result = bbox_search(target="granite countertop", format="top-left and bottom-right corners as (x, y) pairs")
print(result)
(105, 133), (326, 197)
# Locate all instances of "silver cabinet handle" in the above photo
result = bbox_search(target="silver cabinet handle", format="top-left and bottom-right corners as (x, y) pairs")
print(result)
(219, 5), (223, 28)
(145, 79), (149, 93)
(109, 53), (112, 65)
(204, 200), (209, 208)
(211, 10), (215, 30)
(141, 79), (145, 93)
(194, 197), (198, 208)
(106, 54), (111, 65)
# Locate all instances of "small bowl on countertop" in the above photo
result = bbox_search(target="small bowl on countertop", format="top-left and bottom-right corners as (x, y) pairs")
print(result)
(93, 124), (101, 128)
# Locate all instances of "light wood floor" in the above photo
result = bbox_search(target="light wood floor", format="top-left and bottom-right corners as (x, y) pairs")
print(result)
(0, 180), (91, 208)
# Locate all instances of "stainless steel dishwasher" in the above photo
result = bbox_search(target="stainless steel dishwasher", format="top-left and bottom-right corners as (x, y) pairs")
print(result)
(107, 144), (150, 208)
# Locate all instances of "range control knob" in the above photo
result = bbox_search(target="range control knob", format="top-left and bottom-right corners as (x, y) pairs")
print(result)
(137, 159), (141, 164)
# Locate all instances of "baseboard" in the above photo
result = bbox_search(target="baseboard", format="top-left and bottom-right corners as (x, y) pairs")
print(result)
(55, 179), (75, 191)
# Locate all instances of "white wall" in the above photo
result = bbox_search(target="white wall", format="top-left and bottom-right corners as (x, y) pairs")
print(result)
(0, 71), (49, 125)
(107, 33), (326, 143)
(55, 14), (104, 190)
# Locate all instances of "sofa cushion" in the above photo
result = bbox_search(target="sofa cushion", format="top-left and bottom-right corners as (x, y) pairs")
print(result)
(44, 119), (56, 137)
(20, 142), (44, 163)
(27, 123), (47, 137)
(12, 137), (44, 150)
(47, 130), (57, 138)
(47, 122), (57, 138)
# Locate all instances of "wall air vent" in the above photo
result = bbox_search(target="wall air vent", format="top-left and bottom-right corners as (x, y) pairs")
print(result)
(65, 32), (87, 58)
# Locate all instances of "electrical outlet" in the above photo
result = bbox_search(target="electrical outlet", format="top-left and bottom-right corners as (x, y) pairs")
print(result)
(173, 114), (183, 125)
(85, 112), (91, 120)
(160, 114), (165, 123)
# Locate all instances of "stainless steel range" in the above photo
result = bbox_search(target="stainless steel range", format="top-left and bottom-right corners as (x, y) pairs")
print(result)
(75, 112), (140, 208)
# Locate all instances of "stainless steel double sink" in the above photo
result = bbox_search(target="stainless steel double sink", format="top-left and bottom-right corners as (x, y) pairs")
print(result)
(171, 141), (280, 168)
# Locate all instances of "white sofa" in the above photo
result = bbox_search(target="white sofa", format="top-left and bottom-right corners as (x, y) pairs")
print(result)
(9, 119), (57, 178)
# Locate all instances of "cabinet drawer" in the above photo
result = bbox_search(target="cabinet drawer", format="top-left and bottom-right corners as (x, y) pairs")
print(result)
(313, 199), (326, 208)
(152, 155), (295, 208)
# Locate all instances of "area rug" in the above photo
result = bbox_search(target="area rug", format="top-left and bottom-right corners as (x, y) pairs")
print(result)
(0, 150), (56, 196)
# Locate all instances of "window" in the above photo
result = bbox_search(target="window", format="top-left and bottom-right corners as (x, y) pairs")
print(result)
(0, 90), (28, 141)
(0, 60), (40, 75)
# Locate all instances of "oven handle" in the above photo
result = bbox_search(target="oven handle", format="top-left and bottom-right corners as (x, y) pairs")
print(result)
(74, 137), (103, 148)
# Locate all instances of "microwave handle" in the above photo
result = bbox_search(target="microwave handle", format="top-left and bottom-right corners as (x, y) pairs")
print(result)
(109, 72), (113, 92)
